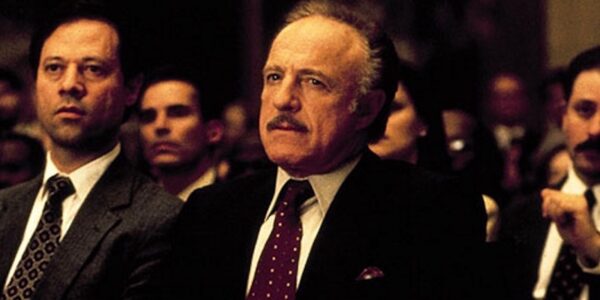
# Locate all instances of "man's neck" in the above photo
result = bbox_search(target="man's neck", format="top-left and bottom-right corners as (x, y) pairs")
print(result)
(574, 170), (600, 188)
(49, 141), (117, 173)
(158, 156), (213, 196)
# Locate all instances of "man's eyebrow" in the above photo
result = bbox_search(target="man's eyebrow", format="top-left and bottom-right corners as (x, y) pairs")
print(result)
(263, 65), (284, 75)
(82, 56), (116, 64)
(297, 68), (329, 78)
(139, 107), (156, 112)
(41, 56), (64, 63)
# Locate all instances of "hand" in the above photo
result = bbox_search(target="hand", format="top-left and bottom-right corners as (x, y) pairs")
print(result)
(541, 188), (600, 267)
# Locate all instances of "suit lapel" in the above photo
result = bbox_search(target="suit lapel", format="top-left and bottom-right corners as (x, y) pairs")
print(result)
(0, 176), (42, 287)
(297, 153), (395, 299)
(35, 155), (133, 298)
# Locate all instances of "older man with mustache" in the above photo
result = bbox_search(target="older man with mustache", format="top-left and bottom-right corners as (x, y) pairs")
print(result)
(159, 1), (486, 299)
(501, 46), (600, 299)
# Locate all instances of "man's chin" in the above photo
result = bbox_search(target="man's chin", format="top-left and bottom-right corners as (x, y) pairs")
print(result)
(574, 157), (600, 183)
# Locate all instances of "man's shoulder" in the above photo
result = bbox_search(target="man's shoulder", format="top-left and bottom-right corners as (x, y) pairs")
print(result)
(356, 154), (462, 195)
(0, 176), (41, 202)
(186, 168), (275, 205)
(98, 158), (182, 217)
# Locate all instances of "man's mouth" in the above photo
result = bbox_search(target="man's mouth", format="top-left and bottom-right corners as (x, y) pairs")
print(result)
(56, 106), (86, 119)
(151, 142), (179, 153)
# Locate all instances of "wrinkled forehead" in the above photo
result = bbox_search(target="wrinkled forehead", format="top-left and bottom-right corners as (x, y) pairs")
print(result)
(268, 15), (369, 68)
(41, 18), (120, 60)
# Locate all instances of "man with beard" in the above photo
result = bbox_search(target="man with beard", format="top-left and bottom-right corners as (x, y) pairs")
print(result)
(501, 46), (600, 299)
(161, 1), (486, 299)
(0, 4), (181, 300)
(137, 66), (224, 201)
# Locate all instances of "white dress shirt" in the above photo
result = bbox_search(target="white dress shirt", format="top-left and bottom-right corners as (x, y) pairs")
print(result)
(533, 166), (600, 299)
(4, 144), (121, 288)
(246, 156), (361, 295)
(176, 167), (217, 201)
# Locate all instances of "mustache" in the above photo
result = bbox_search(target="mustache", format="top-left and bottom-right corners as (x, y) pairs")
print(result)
(266, 114), (308, 132)
(575, 139), (600, 152)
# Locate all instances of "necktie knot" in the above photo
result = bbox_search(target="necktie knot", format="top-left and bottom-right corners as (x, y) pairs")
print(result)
(277, 180), (314, 212)
(46, 175), (74, 208)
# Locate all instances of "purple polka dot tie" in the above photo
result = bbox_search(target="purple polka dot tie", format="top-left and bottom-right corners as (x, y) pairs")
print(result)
(545, 189), (596, 300)
(247, 180), (314, 300)
(2, 175), (74, 300)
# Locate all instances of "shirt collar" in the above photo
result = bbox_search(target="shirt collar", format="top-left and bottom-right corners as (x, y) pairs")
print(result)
(177, 167), (217, 201)
(562, 165), (600, 201)
(43, 144), (121, 199)
(265, 155), (361, 221)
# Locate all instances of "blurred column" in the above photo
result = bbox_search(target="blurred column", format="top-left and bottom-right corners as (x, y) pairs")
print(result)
(242, 0), (264, 124)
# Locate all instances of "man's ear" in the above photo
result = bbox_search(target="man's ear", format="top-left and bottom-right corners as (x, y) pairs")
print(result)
(206, 120), (225, 144)
(124, 74), (143, 107)
(354, 90), (386, 130)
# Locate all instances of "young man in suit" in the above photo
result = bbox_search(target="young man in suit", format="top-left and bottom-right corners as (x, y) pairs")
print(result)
(501, 46), (600, 299)
(162, 1), (486, 299)
(137, 66), (224, 201)
(0, 4), (181, 300)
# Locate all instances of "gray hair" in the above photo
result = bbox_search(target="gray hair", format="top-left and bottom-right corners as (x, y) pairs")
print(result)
(280, 0), (400, 141)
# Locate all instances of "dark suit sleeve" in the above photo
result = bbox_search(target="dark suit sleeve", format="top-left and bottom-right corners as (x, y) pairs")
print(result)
(438, 176), (508, 300)
(152, 185), (222, 299)
(121, 189), (182, 300)
(422, 175), (493, 299)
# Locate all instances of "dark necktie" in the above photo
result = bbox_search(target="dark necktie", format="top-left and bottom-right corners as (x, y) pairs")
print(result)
(545, 189), (596, 300)
(247, 180), (314, 300)
(2, 175), (74, 300)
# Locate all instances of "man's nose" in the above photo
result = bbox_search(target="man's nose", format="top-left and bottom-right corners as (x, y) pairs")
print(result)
(154, 112), (170, 136)
(272, 79), (300, 112)
(589, 113), (600, 137)
(59, 65), (85, 99)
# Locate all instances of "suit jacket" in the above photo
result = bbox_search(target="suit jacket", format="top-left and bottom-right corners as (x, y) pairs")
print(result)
(162, 151), (487, 299)
(499, 181), (600, 299)
(0, 154), (182, 300)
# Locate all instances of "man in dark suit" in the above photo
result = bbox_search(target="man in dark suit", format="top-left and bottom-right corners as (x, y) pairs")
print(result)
(501, 46), (600, 299)
(0, 4), (181, 300)
(162, 1), (486, 299)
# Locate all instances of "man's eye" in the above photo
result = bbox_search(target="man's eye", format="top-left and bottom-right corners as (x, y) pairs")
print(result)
(391, 101), (407, 112)
(167, 105), (192, 118)
(265, 73), (281, 82)
(138, 110), (157, 124)
(573, 102), (597, 119)
(309, 78), (323, 86)
(44, 64), (63, 74)
(83, 65), (106, 78)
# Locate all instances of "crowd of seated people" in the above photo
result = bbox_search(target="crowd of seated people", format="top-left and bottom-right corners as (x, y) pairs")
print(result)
(1, 0), (599, 299)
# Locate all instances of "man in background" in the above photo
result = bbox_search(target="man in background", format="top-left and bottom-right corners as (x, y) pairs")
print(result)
(138, 66), (224, 200)
(501, 46), (600, 299)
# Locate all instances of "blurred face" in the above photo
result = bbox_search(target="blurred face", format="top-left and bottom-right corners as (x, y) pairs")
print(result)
(369, 83), (425, 162)
(562, 69), (600, 184)
(443, 110), (476, 171)
(259, 16), (371, 177)
(486, 74), (529, 125)
(0, 81), (20, 128)
(35, 19), (134, 151)
(139, 80), (218, 169)
(0, 139), (38, 188)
